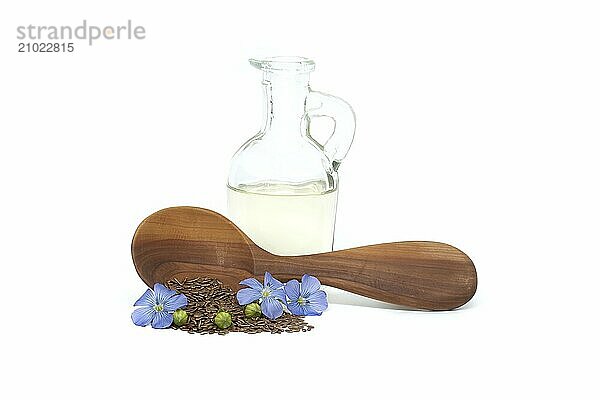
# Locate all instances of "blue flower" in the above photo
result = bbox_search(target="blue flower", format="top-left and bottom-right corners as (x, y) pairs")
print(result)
(236, 272), (286, 320)
(284, 274), (328, 316)
(131, 283), (187, 329)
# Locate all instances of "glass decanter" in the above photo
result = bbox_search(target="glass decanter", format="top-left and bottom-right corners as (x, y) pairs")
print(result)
(227, 56), (355, 256)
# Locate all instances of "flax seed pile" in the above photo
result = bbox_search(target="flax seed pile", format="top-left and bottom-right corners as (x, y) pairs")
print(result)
(166, 277), (314, 335)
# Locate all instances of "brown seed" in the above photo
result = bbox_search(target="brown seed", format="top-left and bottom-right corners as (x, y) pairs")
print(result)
(166, 277), (315, 335)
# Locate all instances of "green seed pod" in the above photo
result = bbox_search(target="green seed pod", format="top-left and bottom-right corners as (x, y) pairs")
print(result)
(214, 311), (232, 329)
(172, 309), (188, 326)
(244, 303), (262, 318)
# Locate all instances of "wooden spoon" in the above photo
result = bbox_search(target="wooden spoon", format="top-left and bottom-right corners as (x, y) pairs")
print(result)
(131, 207), (477, 310)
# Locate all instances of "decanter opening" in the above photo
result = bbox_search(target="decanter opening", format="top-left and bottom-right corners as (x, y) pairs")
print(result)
(249, 56), (316, 73)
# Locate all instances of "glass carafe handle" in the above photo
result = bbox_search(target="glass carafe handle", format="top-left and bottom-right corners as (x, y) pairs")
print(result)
(304, 90), (356, 171)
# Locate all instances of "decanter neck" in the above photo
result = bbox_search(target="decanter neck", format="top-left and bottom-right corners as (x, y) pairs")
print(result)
(261, 72), (310, 138)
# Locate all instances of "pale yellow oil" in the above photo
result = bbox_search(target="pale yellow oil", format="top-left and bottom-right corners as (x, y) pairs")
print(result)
(227, 181), (338, 256)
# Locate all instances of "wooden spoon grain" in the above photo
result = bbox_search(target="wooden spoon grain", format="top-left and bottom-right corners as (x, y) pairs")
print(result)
(131, 207), (477, 310)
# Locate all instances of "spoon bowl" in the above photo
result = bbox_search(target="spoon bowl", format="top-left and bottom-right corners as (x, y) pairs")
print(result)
(132, 207), (256, 288)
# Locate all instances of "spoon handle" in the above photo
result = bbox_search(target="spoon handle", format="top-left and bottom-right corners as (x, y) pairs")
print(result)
(252, 242), (477, 310)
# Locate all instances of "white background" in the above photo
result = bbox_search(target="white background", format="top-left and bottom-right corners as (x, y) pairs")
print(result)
(1, 1), (599, 398)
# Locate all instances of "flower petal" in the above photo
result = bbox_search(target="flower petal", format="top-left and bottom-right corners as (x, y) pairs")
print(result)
(305, 290), (328, 315)
(287, 300), (307, 316)
(153, 283), (177, 304)
(133, 288), (155, 307)
(300, 274), (321, 297)
(151, 310), (173, 329)
(163, 293), (187, 312)
(264, 272), (284, 290)
(131, 306), (155, 327)
(236, 287), (262, 305)
(303, 308), (321, 316)
(261, 296), (284, 320)
(271, 287), (287, 303)
(239, 277), (263, 291)
(284, 279), (300, 301)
